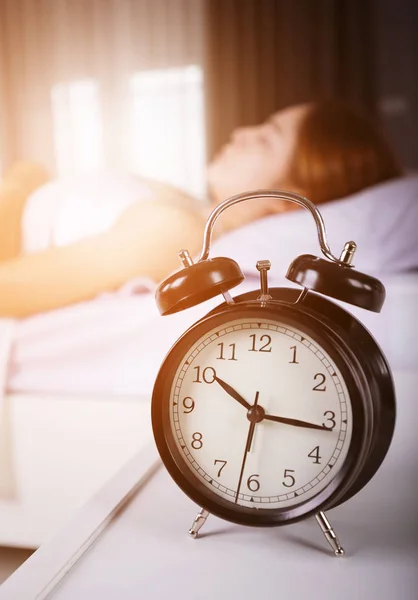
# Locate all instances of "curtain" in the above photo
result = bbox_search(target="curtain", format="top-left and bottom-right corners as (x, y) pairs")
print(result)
(0, 0), (378, 183)
(203, 0), (377, 159)
(0, 0), (205, 195)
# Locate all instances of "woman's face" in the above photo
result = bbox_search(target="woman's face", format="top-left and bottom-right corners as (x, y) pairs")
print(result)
(207, 104), (309, 229)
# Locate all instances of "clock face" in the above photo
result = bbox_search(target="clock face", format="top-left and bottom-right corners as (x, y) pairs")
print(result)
(168, 315), (353, 513)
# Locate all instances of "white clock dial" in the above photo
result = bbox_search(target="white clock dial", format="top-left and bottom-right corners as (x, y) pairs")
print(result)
(169, 317), (353, 509)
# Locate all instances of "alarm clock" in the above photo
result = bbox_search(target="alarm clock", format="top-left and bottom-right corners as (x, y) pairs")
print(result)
(151, 190), (395, 556)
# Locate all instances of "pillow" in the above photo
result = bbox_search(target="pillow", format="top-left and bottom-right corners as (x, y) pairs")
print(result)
(211, 175), (418, 283)
(210, 176), (418, 372)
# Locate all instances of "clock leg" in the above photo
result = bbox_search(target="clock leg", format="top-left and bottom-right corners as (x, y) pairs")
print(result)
(188, 508), (210, 538)
(315, 511), (345, 557)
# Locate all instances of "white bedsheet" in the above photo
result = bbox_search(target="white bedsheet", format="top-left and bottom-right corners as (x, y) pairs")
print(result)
(6, 272), (418, 396)
(0, 319), (14, 410)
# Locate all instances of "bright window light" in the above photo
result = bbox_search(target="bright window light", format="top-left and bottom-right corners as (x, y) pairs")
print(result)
(51, 79), (103, 176)
(130, 65), (206, 199)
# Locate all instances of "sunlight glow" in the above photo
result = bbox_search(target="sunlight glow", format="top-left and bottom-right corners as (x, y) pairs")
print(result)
(51, 79), (104, 177)
(130, 65), (206, 198)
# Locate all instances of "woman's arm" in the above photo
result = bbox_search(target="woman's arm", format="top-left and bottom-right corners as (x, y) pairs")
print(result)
(0, 162), (50, 261)
(0, 200), (206, 317)
(0, 182), (28, 261)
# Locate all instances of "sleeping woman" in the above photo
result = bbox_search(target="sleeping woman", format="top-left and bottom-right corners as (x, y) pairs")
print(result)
(0, 101), (403, 318)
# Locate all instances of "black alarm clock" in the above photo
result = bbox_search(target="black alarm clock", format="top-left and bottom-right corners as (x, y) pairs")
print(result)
(151, 190), (395, 556)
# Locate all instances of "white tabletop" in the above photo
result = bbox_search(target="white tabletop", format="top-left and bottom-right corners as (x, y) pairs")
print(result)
(0, 393), (152, 548)
(2, 372), (418, 600)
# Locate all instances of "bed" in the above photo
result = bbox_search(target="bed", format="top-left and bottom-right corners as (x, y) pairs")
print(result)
(1, 271), (417, 549)
(1, 172), (417, 549)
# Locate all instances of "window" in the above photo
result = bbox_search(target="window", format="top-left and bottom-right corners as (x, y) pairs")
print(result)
(130, 65), (206, 198)
(50, 68), (207, 198)
(51, 79), (103, 177)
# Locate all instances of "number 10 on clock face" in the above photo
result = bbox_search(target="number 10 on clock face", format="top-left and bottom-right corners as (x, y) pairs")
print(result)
(154, 307), (355, 526)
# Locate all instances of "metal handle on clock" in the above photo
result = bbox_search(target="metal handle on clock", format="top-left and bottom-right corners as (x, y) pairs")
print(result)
(198, 189), (350, 265)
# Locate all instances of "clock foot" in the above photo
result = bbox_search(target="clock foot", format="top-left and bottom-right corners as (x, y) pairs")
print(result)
(315, 511), (345, 557)
(188, 508), (210, 539)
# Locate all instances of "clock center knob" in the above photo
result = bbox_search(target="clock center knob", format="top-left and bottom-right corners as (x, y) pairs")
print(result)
(247, 404), (265, 423)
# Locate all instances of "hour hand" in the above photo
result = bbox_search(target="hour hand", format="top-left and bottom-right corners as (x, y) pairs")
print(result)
(214, 377), (251, 410)
(264, 413), (331, 431)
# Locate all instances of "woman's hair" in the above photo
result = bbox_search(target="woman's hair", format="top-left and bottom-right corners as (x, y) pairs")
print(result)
(288, 101), (403, 204)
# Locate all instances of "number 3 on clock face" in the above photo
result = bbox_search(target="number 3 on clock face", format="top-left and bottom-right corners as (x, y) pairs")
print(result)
(153, 305), (362, 527)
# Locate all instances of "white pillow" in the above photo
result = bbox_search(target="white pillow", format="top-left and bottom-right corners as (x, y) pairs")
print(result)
(211, 175), (418, 281)
(211, 176), (418, 371)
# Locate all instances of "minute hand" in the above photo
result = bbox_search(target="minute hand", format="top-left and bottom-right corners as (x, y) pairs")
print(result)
(264, 414), (331, 431)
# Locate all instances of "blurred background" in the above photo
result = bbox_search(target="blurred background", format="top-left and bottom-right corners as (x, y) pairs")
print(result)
(0, 0), (417, 586)
(0, 0), (417, 201)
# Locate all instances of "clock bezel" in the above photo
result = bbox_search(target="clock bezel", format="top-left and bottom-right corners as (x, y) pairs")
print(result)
(152, 296), (381, 527)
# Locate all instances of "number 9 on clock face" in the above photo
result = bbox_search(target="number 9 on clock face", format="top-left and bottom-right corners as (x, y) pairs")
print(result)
(152, 305), (364, 526)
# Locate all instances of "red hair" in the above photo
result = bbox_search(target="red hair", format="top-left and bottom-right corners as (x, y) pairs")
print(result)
(288, 102), (403, 204)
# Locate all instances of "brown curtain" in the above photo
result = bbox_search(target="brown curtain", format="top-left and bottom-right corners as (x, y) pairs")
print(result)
(203, 0), (377, 159)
